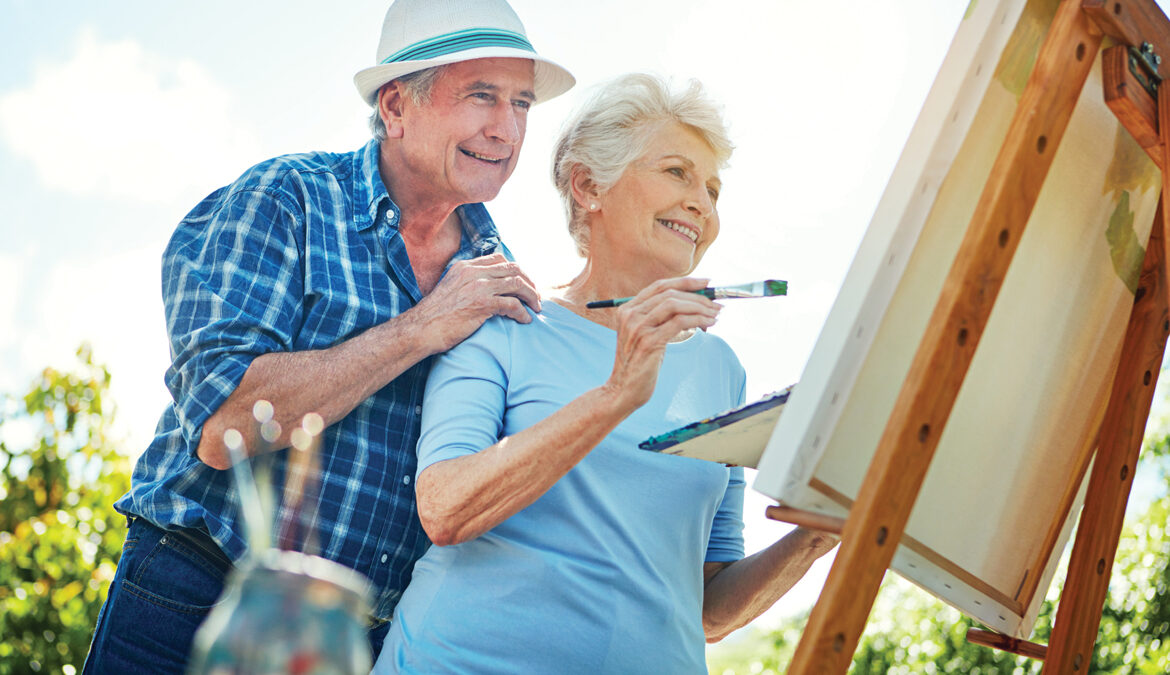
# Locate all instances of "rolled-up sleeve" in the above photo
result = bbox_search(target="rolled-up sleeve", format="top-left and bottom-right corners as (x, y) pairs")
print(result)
(162, 185), (303, 453)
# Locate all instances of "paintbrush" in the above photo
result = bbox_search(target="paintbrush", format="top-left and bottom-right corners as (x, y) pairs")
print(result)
(585, 279), (788, 309)
(278, 413), (323, 553)
(223, 428), (271, 553)
(250, 400), (279, 545)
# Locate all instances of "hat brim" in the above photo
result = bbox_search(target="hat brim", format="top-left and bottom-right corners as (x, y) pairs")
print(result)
(354, 47), (575, 106)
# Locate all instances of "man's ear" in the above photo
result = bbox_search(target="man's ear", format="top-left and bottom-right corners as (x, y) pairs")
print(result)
(377, 83), (407, 140)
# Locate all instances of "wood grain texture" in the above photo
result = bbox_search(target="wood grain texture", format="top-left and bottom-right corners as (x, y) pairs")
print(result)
(764, 505), (845, 536)
(1101, 44), (1163, 163)
(1084, 0), (1170, 55)
(1084, 0), (1170, 166)
(1041, 106), (1170, 675)
(787, 3), (1103, 672)
(967, 628), (1049, 660)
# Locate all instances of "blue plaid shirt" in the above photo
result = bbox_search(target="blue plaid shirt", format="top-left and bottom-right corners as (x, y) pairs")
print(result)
(115, 139), (508, 621)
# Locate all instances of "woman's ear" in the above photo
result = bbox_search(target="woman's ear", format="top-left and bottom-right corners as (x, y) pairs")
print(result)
(569, 165), (601, 213)
(376, 83), (407, 140)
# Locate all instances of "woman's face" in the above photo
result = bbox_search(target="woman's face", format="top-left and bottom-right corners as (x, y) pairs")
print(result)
(593, 121), (722, 278)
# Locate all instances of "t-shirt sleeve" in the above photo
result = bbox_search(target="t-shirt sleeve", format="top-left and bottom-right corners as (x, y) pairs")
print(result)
(416, 319), (510, 477)
(706, 352), (748, 562)
(162, 185), (303, 455)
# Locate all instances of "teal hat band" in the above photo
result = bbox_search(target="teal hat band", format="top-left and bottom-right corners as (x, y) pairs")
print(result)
(382, 28), (534, 64)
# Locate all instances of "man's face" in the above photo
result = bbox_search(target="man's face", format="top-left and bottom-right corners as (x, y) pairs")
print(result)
(394, 58), (535, 207)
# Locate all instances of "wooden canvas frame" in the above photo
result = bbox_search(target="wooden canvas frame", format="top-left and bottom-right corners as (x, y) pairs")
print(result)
(749, 0), (1170, 671)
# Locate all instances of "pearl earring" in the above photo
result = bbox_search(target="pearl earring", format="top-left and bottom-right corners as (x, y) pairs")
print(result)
(589, 203), (599, 212)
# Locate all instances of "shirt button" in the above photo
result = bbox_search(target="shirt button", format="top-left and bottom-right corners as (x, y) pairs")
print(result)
(380, 553), (388, 563)
(414, 405), (423, 415)
(403, 475), (412, 485)
(385, 209), (396, 221)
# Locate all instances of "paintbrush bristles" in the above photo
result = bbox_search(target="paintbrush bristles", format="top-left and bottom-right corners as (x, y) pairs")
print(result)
(302, 412), (324, 436)
(252, 399), (275, 424)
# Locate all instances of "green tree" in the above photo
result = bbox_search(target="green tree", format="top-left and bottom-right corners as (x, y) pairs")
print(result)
(0, 345), (130, 673)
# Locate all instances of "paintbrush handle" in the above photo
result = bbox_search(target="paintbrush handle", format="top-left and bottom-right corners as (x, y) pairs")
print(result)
(585, 288), (720, 309)
(584, 297), (627, 309)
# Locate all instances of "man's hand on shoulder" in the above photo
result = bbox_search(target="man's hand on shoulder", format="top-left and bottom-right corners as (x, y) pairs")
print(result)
(192, 255), (540, 469)
(408, 253), (542, 354)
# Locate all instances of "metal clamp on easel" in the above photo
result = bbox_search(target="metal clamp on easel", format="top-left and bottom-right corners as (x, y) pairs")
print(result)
(1128, 41), (1163, 97)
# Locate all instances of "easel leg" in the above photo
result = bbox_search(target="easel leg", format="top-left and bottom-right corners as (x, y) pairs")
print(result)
(1042, 92), (1170, 674)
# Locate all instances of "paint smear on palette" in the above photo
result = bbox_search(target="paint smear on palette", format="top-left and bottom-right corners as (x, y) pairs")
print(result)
(639, 385), (794, 452)
(993, 0), (1060, 99)
(1103, 125), (1158, 293)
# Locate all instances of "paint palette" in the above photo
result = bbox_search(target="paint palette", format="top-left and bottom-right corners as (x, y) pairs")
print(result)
(638, 385), (793, 467)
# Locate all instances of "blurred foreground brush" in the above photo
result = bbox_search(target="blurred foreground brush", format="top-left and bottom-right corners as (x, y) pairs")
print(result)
(223, 428), (271, 553)
(278, 413), (324, 554)
(190, 408), (371, 675)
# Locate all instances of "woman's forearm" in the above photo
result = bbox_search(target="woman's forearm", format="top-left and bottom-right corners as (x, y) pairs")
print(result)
(415, 383), (634, 546)
(701, 527), (838, 642)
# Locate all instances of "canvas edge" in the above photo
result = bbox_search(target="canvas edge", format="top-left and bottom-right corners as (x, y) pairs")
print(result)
(753, 0), (1029, 501)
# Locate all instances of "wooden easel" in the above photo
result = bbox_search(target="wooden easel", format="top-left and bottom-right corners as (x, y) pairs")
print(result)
(766, 1), (1170, 672)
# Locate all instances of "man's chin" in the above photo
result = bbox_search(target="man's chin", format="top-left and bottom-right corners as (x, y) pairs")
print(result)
(458, 181), (509, 205)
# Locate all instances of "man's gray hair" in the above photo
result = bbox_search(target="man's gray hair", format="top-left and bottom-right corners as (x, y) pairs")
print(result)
(551, 73), (733, 257)
(369, 65), (451, 141)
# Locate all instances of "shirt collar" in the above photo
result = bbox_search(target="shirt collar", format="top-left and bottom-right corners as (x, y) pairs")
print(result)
(456, 202), (504, 256)
(352, 139), (504, 255)
(354, 139), (392, 232)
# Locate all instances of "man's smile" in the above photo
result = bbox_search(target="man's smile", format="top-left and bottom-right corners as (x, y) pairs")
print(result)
(460, 148), (508, 164)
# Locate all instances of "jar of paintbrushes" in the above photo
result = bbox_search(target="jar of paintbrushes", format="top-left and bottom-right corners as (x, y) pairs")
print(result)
(187, 405), (373, 675)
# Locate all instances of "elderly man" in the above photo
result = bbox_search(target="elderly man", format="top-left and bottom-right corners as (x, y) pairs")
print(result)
(81, 0), (573, 671)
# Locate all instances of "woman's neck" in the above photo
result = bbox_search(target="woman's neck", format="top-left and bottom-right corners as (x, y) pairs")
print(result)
(555, 257), (675, 331)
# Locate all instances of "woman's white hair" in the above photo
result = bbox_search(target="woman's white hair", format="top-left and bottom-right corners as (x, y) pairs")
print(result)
(551, 73), (733, 256)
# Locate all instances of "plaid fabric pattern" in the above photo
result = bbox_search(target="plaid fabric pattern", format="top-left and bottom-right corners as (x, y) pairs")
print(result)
(115, 139), (507, 620)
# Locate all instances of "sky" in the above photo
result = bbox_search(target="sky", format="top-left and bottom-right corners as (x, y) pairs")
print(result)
(7, 0), (1144, 644)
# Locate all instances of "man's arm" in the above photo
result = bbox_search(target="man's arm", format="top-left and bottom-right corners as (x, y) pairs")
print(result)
(195, 253), (540, 469)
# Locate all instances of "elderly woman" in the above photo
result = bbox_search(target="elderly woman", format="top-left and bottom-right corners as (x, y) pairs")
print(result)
(374, 74), (836, 674)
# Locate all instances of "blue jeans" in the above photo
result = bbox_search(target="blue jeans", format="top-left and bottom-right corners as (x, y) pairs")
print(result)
(83, 518), (391, 673)
(82, 518), (232, 673)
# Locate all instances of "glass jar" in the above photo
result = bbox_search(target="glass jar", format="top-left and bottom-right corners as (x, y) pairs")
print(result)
(188, 549), (373, 675)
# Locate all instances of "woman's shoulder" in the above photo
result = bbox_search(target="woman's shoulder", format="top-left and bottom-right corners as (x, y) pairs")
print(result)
(692, 327), (739, 359)
(689, 330), (746, 380)
(457, 303), (553, 352)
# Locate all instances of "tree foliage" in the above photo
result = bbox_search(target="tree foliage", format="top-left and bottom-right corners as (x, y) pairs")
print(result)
(0, 345), (130, 673)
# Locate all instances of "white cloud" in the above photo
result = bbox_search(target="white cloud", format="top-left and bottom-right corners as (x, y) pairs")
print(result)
(16, 245), (171, 458)
(0, 29), (260, 204)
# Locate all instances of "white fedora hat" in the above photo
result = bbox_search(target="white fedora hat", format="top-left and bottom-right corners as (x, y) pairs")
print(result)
(354, 0), (575, 106)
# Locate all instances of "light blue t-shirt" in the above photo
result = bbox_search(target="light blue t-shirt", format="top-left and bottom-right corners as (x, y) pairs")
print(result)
(375, 301), (747, 674)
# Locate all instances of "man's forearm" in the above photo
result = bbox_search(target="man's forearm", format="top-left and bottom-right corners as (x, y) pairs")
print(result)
(195, 309), (435, 469)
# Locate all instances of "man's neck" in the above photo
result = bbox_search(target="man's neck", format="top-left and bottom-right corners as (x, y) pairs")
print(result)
(378, 144), (462, 242)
